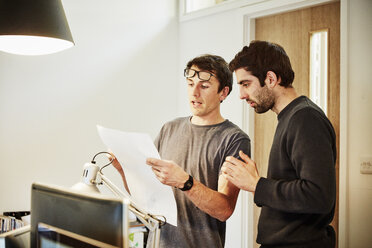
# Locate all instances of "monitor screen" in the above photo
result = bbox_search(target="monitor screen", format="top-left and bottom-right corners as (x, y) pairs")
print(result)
(31, 182), (128, 248)
(37, 222), (118, 248)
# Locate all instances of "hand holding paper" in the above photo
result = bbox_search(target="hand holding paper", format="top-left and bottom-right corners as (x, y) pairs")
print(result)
(97, 125), (177, 226)
(146, 158), (189, 189)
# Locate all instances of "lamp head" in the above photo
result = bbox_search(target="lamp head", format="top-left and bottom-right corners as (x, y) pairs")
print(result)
(71, 162), (100, 194)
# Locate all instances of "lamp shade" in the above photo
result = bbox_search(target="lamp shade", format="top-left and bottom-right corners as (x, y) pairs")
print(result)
(71, 162), (101, 194)
(0, 0), (74, 55)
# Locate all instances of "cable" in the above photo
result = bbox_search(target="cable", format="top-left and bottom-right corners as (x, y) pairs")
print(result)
(149, 214), (167, 227)
(90, 151), (114, 173)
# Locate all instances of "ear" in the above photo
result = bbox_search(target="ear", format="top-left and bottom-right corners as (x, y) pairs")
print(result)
(265, 71), (280, 88)
(219, 86), (230, 101)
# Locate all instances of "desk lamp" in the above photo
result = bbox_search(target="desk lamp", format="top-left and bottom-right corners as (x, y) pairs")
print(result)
(72, 152), (163, 248)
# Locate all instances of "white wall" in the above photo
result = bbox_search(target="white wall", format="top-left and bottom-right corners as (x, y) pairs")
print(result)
(0, 0), (178, 213)
(346, 0), (372, 246)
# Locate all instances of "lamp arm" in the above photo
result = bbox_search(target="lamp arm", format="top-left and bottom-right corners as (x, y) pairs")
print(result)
(98, 173), (148, 221)
(98, 172), (131, 199)
(86, 150), (163, 248)
(98, 172), (163, 240)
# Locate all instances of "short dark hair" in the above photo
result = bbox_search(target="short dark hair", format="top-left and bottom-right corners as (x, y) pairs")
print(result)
(229, 40), (295, 87)
(186, 54), (233, 95)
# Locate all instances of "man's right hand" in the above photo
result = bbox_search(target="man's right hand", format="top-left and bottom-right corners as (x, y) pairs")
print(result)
(221, 150), (260, 193)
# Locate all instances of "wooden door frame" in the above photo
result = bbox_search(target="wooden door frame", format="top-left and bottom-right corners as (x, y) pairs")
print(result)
(236, 0), (349, 247)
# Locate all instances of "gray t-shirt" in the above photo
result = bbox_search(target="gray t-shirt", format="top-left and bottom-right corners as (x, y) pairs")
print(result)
(155, 117), (251, 248)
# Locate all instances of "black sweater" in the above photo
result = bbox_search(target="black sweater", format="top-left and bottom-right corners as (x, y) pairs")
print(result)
(255, 96), (336, 247)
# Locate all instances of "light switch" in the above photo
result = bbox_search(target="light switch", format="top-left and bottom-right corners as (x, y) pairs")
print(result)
(360, 156), (372, 174)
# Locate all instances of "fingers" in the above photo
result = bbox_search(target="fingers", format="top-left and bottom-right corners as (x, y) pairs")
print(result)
(238, 150), (253, 164)
(221, 162), (240, 187)
(221, 162), (234, 174)
(147, 158), (168, 177)
(106, 150), (115, 160)
(222, 153), (258, 179)
(222, 171), (234, 182)
(225, 156), (243, 166)
(146, 157), (163, 166)
(106, 153), (114, 160)
(146, 158), (175, 171)
(238, 151), (259, 175)
(221, 161), (239, 183)
(151, 166), (161, 175)
(109, 154), (123, 172)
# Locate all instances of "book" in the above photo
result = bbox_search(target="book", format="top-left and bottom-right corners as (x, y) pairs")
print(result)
(0, 215), (25, 234)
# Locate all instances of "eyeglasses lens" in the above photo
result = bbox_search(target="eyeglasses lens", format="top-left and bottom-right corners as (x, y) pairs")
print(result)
(184, 69), (195, 78)
(198, 71), (211, 81)
(184, 69), (212, 81)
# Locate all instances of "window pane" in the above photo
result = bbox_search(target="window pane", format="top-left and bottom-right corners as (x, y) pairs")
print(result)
(309, 30), (328, 115)
(185, 0), (230, 13)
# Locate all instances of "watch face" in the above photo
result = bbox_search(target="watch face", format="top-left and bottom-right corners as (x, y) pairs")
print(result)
(181, 176), (193, 191)
(185, 181), (192, 189)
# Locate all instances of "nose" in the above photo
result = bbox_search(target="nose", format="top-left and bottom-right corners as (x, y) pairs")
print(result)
(239, 85), (248, 100)
(192, 84), (200, 97)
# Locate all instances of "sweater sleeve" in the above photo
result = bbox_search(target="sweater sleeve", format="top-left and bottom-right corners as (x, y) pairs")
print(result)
(254, 108), (336, 214)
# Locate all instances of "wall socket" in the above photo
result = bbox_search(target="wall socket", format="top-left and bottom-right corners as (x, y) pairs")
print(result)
(360, 156), (372, 174)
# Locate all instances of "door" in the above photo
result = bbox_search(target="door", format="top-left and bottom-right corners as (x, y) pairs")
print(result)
(253, 1), (340, 247)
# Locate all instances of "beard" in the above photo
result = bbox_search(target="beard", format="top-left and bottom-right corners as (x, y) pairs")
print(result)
(252, 85), (275, 114)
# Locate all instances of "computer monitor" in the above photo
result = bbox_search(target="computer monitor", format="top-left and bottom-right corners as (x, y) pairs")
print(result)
(31, 182), (129, 248)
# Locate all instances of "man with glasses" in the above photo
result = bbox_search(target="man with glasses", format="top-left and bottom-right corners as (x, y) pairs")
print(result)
(146, 54), (251, 247)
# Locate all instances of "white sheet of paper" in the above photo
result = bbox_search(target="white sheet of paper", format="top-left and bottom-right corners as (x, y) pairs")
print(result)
(97, 125), (177, 226)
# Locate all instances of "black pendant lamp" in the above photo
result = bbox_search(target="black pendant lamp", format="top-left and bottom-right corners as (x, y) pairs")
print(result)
(0, 0), (74, 55)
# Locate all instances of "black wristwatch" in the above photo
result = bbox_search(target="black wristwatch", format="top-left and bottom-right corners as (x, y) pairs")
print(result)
(180, 175), (193, 191)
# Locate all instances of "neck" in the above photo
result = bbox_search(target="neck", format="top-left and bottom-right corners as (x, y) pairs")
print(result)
(271, 87), (299, 115)
(191, 114), (225, 126)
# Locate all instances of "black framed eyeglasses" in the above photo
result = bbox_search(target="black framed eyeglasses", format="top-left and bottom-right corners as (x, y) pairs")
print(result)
(184, 68), (215, 81)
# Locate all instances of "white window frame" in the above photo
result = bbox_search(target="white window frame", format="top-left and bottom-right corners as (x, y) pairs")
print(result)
(179, 0), (266, 22)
